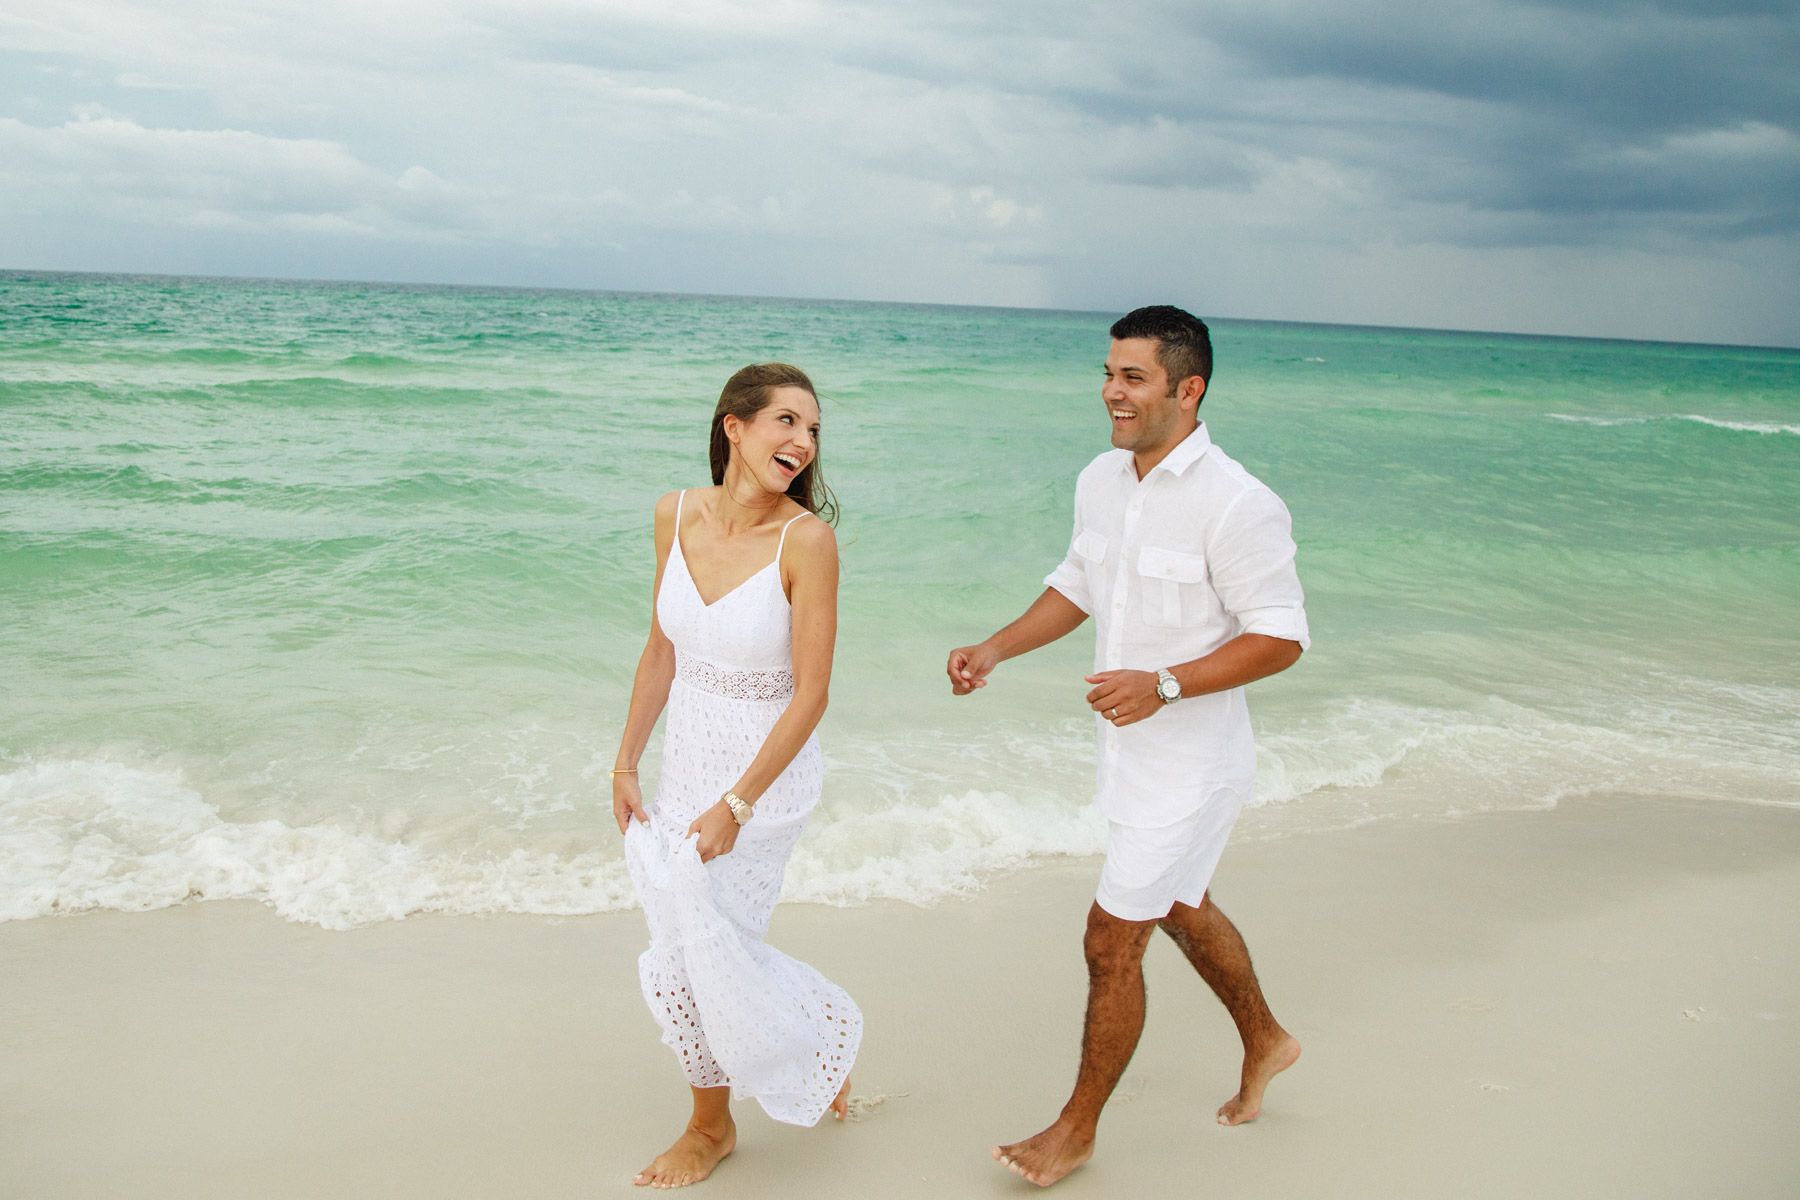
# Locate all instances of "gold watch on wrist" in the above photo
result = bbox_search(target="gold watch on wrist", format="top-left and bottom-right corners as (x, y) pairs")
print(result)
(722, 790), (754, 825)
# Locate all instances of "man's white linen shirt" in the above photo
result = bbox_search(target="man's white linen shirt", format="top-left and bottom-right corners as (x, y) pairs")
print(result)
(1043, 422), (1310, 830)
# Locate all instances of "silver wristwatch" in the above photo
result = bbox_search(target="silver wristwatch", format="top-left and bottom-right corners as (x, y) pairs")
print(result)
(1155, 668), (1182, 705)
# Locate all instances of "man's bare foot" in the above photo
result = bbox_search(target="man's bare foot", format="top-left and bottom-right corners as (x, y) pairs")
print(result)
(1218, 1032), (1301, 1125)
(992, 1117), (1094, 1187)
(831, 1075), (852, 1121)
(633, 1120), (736, 1189)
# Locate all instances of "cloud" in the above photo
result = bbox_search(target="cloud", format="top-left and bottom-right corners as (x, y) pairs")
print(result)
(0, 113), (516, 241)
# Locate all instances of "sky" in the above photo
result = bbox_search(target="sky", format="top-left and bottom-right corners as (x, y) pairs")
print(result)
(3, 0), (1798, 347)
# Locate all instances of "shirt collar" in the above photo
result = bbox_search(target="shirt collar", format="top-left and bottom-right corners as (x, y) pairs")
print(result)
(1113, 421), (1212, 480)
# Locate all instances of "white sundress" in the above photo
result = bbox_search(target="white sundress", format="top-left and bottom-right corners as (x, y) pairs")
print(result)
(622, 490), (861, 1126)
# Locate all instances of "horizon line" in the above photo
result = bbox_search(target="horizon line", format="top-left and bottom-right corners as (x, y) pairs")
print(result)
(6, 265), (1796, 356)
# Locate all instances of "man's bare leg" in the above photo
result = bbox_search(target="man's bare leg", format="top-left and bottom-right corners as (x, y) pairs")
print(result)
(634, 1084), (736, 1189)
(994, 903), (1157, 1187)
(1158, 894), (1300, 1125)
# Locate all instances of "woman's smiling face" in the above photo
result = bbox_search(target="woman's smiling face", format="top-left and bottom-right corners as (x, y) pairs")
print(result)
(726, 385), (820, 494)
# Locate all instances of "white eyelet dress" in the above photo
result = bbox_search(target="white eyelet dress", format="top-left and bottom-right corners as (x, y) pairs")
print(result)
(622, 491), (862, 1126)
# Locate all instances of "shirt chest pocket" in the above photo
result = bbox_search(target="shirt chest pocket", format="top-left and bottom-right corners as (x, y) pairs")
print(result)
(1136, 546), (1209, 627)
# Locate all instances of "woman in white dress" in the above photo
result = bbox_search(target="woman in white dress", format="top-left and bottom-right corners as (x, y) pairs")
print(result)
(610, 363), (861, 1189)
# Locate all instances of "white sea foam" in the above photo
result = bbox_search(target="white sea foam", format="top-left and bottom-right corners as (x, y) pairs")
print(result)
(5, 678), (1796, 928)
(0, 758), (634, 929)
(1675, 414), (1800, 435)
(1251, 686), (1800, 831)
(0, 755), (1109, 928)
(1547, 412), (1800, 435)
(784, 789), (1106, 907)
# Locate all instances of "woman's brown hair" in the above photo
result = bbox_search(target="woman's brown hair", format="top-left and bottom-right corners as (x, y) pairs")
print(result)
(708, 362), (839, 526)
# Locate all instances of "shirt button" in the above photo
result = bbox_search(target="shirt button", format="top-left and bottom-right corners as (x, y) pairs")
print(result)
(1163, 567), (1173, 576)
(1114, 600), (1124, 610)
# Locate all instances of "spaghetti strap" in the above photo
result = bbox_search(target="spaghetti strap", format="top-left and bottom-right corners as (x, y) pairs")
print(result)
(670, 490), (688, 564)
(774, 511), (808, 566)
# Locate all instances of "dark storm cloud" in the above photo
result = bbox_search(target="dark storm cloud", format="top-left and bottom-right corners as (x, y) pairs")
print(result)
(1178, 1), (1800, 232)
(1197, 2), (1799, 132)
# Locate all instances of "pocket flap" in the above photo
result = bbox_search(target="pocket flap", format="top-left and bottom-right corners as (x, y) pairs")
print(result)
(1073, 530), (1108, 562)
(1137, 546), (1207, 582)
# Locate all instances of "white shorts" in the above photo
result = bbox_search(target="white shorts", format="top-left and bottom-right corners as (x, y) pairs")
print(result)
(1095, 789), (1243, 922)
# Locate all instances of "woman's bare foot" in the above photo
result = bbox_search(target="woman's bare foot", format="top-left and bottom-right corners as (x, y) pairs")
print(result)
(1217, 1032), (1301, 1125)
(633, 1119), (736, 1189)
(992, 1117), (1094, 1188)
(831, 1075), (852, 1121)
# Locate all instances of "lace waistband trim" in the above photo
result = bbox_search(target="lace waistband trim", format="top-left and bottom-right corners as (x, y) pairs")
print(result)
(676, 655), (795, 702)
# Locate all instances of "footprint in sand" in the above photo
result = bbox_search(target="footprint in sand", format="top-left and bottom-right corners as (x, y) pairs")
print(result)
(844, 1090), (910, 1122)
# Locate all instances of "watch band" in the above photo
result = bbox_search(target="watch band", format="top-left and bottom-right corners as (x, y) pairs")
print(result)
(723, 790), (753, 824)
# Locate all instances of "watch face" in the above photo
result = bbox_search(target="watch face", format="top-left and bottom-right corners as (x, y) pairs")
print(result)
(1158, 677), (1180, 700)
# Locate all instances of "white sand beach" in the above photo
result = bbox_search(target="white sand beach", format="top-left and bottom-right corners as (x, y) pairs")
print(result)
(3, 792), (1796, 1199)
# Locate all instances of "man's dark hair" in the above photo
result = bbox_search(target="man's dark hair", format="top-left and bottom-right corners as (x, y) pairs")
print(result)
(1110, 305), (1213, 391)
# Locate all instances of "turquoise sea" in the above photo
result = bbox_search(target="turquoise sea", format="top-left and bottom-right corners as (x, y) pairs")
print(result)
(3, 271), (1797, 928)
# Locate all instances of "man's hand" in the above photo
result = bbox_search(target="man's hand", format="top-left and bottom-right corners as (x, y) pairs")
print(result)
(686, 800), (741, 862)
(613, 773), (650, 834)
(947, 640), (1001, 695)
(1085, 669), (1161, 726)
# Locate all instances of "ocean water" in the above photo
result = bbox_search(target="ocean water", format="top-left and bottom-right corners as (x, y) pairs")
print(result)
(3, 271), (1797, 929)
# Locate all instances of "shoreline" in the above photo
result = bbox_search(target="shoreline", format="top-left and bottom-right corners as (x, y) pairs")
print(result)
(3, 792), (1796, 1198)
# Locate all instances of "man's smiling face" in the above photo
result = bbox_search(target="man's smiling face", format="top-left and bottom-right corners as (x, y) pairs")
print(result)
(1102, 337), (1201, 458)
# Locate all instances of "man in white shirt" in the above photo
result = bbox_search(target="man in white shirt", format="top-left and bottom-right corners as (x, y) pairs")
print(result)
(946, 305), (1307, 1187)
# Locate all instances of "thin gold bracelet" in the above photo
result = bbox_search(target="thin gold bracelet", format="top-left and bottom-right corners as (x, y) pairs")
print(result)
(608, 768), (638, 777)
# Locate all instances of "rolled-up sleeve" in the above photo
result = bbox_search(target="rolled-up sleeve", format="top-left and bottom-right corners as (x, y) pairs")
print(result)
(1051, 546), (1087, 615)
(1208, 486), (1310, 651)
